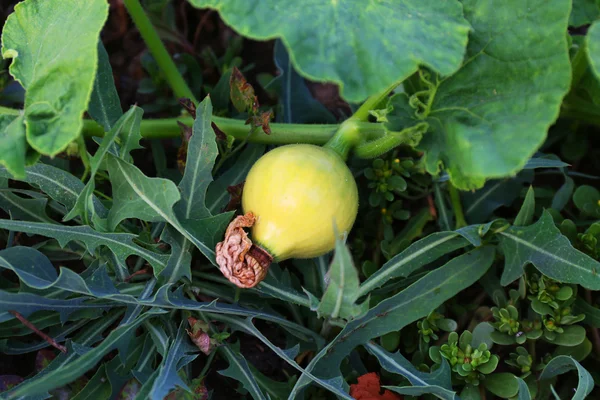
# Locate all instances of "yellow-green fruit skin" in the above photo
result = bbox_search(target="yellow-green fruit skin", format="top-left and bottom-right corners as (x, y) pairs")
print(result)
(242, 144), (358, 261)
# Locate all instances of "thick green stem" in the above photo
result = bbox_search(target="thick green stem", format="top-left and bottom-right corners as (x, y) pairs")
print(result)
(82, 116), (386, 144)
(352, 80), (402, 122)
(123, 0), (197, 103)
(354, 122), (428, 159)
(323, 120), (361, 159)
(448, 183), (467, 229)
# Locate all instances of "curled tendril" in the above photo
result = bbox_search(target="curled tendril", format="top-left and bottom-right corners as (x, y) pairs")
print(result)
(215, 212), (273, 288)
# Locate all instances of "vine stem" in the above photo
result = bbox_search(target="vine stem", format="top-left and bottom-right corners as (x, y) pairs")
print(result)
(82, 116), (386, 144)
(351, 79), (402, 122)
(448, 183), (467, 229)
(123, 0), (198, 103)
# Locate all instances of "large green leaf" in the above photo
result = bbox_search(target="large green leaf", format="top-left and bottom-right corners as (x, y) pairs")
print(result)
(188, 0), (470, 103)
(291, 246), (495, 394)
(498, 211), (600, 289)
(1, 0), (109, 155)
(588, 21), (600, 80)
(419, 0), (571, 189)
(0, 113), (27, 178)
(570, 0), (600, 27)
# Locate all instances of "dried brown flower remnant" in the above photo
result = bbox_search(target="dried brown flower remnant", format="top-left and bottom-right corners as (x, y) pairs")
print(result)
(215, 212), (273, 288)
(186, 317), (214, 355)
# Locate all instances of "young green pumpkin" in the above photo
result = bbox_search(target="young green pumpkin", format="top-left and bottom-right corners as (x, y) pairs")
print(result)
(216, 144), (358, 288)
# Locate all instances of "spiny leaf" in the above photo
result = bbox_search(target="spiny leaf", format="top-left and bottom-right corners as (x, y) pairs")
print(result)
(498, 211), (600, 289)
(1, 0), (109, 155)
(65, 106), (143, 224)
(219, 345), (267, 400)
(0, 190), (53, 223)
(189, 0), (470, 103)
(291, 247), (495, 394)
(0, 219), (169, 271)
(317, 238), (368, 320)
(176, 96), (219, 221)
(419, 0), (571, 189)
(150, 322), (199, 400)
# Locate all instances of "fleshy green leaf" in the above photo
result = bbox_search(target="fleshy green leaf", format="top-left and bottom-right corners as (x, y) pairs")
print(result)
(420, 0), (571, 189)
(498, 211), (600, 289)
(88, 41), (123, 132)
(189, 0), (470, 102)
(365, 342), (455, 400)
(516, 377), (532, 400)
(317, 238), (367, 320)
(1, 0), (109, 155)
(572, 185), (600, 217)
(484, 373), (519, 398)
(539, 356), (593, 400)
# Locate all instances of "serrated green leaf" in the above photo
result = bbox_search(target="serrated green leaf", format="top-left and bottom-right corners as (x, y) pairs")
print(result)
(158, 226), (192, 284)
(1, 0), (109, 155)
(71, 364), (111, 400)
(176, 96), (217, 221)
(219, 345), (267, 400)
(420, 0), (571, 189)
(0, 163), (107, 216)
(271, 40), (335, 124)
(88, 41), (123, 132)
(0, 113), (27, 178)
(292, 246), (495, 394)
(150, 322), (199, 400)
(106, 155), (216, 263)
(0, 189), (53, 223)
(3, 312), (155, 399)
(211, 314), (350, 399)
(189, 0), (470, 103)
(514, 187), (536, 227)
(359, 232), (470, 295)
(461, 172), (533, 224)
(206, 144), (264, 214)
(317, 238), (367, 320)
(571, 0), (600, 27)
(539, 356), (593, 400)
(498, 211), (600, 289)
(0, 219), (169, 272)
(66, 106), (143, 224)
(365, 342), (455, 400)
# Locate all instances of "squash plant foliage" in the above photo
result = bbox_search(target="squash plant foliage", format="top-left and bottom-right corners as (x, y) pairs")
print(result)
(0, 0), (600, 398)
